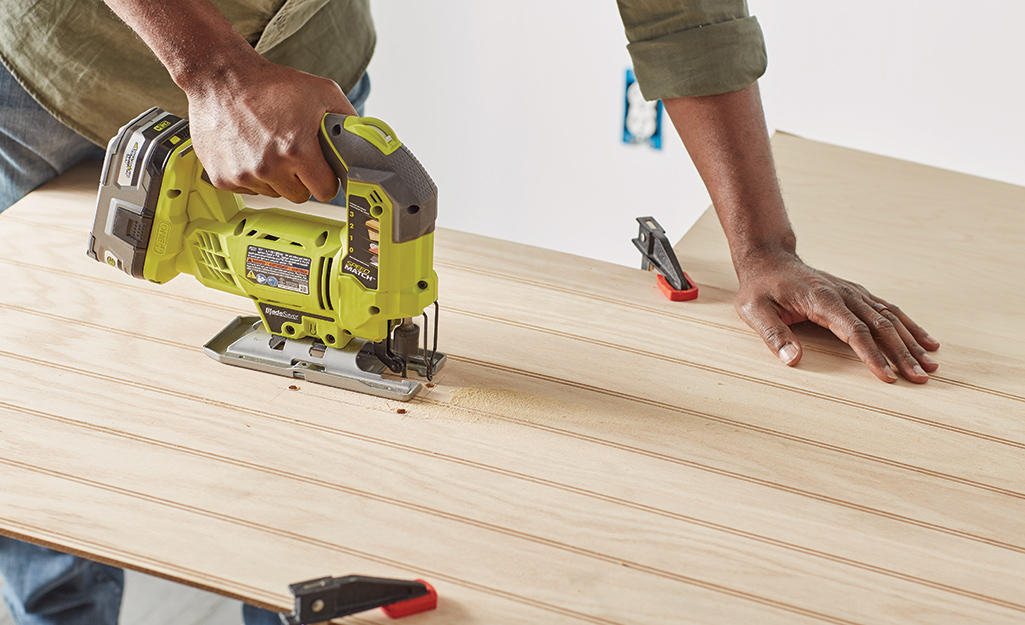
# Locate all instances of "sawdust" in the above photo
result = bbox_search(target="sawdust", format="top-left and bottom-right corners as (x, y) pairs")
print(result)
(424, 386), (579, 426)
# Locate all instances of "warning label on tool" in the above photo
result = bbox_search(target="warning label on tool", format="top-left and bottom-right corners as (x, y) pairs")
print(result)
(245, 245), (311, 295)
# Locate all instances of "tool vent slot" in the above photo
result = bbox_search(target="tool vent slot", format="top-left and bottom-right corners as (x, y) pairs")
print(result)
(316, 257), (326, 310)
(247, 230), (304, 249)
(319, 257), (334, 311)
(369, 190), (384, 205)
(193, 232), (235, 287)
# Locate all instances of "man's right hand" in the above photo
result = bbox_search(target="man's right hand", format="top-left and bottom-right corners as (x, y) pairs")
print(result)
(102, 0), (355, 204)
(184, 57), (357, 204)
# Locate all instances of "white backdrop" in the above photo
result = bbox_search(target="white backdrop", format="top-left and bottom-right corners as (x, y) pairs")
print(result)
(364, 2), (1024, 267)
(757, 3), (1025, 191)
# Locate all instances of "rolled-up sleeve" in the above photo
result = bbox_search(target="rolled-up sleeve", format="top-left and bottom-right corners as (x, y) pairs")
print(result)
(617, 0), (767, 100)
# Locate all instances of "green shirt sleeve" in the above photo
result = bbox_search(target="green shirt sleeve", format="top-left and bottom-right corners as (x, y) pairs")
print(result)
(616, 0), (767, 100)
(0, 0), (374, 146)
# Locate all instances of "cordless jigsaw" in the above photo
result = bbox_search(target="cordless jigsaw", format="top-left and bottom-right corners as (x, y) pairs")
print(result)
(88, 107), (445, 401)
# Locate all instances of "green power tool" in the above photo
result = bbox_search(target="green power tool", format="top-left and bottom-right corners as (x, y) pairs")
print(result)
(88, 107), (445, 401)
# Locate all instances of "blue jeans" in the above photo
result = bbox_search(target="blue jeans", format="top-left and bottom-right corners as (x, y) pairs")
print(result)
(0, 65), (106, 212)
(0, 542), (123, 625)
(0, 64), (370, 212)
(0, 64), (370, 624)
(0, 540), (282, 625)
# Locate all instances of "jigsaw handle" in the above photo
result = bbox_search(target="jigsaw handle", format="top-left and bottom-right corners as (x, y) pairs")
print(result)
(318, 114), (437, 244)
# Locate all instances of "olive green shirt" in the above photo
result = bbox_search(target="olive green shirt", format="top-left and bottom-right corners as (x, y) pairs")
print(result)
(0, 0), (375, 145)
(0, 0), (763, 146)
(617, 0), (767, 100)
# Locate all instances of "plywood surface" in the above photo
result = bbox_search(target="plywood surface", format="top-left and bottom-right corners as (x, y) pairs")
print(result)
(676, 132), (1025, 360)
(0, 134), (1023, 624)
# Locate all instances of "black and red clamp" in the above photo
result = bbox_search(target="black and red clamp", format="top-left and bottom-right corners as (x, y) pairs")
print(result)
(631, 216), (698, 301)
(282, 575), (438, 624)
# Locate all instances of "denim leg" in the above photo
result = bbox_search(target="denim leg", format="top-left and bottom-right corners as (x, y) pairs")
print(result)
(0, 64), (105, 213)
(0, 538), (123, 625)
(242, 602), (285, 625)
(347, 72), (371, 118)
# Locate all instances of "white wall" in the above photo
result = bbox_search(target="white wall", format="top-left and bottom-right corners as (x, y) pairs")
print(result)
(756, 2), (1025, 190)
(365, 2), (1024, 267)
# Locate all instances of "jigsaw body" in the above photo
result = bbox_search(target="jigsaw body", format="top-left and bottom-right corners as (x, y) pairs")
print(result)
(89, 108), (445, 400)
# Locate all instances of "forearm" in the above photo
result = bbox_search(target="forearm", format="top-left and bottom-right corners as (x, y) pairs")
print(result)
(662, 83), (796, 275)
(663, 82), (938, 382)
(101, 0), (261, 95)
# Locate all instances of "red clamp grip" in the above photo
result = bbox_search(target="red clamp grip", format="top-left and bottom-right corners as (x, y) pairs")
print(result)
(657, 272), (698, 301)
(632, 216), (698, 303)
(382, 579), (438, 618)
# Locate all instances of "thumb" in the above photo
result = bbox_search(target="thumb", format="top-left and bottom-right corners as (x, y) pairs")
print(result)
(738, 300), (803, 367)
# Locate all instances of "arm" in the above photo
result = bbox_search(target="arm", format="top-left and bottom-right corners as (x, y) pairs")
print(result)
(102, 0), (355, 203)
(663, 83), (940, 383)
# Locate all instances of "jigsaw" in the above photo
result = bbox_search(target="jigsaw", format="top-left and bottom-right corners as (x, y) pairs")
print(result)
(88, 107), (445, 401)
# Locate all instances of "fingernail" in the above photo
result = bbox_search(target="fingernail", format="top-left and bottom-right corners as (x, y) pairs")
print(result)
(885, 366), (898, 381)
(914, 364), (928, 378)
(778, 344), (799, 364)
(925, 333), (938, 345)
(920, 353), (937, 367)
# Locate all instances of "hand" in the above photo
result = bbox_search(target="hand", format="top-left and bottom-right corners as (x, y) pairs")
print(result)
(100, 0), (356, 203)
(185, 56), (357, 203)
(734, 248), (940, 383)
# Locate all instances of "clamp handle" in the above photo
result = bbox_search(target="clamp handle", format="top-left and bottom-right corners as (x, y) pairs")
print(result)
(631, 216), (698, 301)
(283, 575), (437, 623)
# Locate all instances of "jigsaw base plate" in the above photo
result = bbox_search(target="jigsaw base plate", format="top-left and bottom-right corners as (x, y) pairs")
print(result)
(202, 316), (445, 402)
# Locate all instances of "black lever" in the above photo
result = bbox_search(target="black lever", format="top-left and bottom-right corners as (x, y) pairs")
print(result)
(632, 216), (691, 290)
(282, 575), (436, 624)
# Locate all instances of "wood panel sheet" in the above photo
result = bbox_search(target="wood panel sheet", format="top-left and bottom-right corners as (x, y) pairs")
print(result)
(0, 135), (1023, 624)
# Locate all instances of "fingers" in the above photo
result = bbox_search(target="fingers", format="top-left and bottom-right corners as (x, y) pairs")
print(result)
(874, 297), (940, 352)
(736, 299), (803, 367)
(850, 285), (939, 376)
(208, 170), (292, 201)
(277, 83), (353, 201)
(845, 298), (929, 383)
(296, 156), (341, 203)
(205, 171), (278, 199)
(806, 285), (936, 384)
(207, 139), (330, 204)
(870, 301), (939, 373)
(249, 122), (345, 203)
(257, 138), (318, 204)
(265, 174), (312, 205)
(811, 294), (899, 383)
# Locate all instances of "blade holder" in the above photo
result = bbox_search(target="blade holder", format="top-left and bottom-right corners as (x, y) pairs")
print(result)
(631, 216), (698, 301)
(282, 575), (437, 624)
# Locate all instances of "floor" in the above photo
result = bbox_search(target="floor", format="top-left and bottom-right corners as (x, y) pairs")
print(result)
(0, 572), (244, 625)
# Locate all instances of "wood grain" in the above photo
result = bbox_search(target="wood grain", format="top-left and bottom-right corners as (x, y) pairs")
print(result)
(1, 134), (1023, 624)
